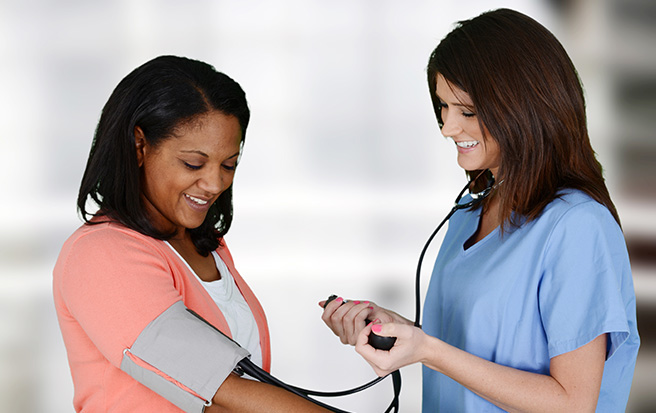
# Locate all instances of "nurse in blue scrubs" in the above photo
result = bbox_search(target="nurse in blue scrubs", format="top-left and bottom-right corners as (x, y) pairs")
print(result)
(320, 8), (639, 412)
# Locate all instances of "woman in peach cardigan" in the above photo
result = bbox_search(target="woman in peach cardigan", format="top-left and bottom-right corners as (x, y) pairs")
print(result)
(54, 55), (327, 413)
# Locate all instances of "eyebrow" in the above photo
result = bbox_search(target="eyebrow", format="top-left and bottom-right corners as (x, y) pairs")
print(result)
(435, 95), (470, 108)
(180, 150), (240, 159)
(181, 150), (208, 157)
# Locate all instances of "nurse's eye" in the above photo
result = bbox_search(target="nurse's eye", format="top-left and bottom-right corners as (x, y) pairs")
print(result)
(222, 163), (237, 171)
(462, 111), (476, 118)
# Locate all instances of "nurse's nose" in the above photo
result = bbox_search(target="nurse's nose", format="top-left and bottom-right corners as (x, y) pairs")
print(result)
(440, 110), (463, 138)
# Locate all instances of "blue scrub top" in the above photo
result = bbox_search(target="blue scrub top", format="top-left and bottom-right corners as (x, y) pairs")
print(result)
(422, 189), (639, 412)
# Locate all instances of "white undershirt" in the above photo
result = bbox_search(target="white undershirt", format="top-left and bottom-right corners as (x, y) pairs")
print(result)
(165, 242), (263, 368)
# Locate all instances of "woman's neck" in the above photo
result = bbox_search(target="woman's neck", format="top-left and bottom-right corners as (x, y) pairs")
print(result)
(168, 233), (221, 282)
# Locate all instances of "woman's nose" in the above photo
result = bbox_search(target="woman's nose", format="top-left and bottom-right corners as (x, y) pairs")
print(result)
(198, 166), (224, 195)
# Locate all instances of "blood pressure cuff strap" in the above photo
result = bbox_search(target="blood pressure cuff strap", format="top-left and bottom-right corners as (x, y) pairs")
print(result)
(120, 301), (251, 412)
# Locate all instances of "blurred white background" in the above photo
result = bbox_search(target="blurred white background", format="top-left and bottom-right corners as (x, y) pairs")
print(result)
(1, 0), (655, 412)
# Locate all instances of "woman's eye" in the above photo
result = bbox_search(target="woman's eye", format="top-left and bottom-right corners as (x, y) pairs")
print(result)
(462, 111), (476, 118)
(184, 162), (202, 170)
(222, 164), (237, 171)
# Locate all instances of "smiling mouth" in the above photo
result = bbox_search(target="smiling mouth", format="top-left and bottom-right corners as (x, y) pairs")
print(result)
(184, 194), (209, 206)
(455, 141), (479, 149)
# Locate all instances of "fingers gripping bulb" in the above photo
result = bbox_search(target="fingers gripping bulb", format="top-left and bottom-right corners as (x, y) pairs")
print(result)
(324, 294), (396, 351)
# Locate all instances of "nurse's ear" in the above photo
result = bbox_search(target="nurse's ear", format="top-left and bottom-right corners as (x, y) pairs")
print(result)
(134, 126), (146, 168)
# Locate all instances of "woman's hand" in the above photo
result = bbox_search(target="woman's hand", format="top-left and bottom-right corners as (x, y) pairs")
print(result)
(355, 322), (428, 376)
(318, 298), (408, 346)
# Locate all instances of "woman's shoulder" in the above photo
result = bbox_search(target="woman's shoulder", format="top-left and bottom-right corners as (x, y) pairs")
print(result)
(68, 220), (150, 242)
(60, 220), (167, 260)
(54, 221), (177, 288)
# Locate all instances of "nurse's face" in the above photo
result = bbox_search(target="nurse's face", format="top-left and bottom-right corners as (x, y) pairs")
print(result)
(135, 110), (242, 237)
(435, 74), (500, 177)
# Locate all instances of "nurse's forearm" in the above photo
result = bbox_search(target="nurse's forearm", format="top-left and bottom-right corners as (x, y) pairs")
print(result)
(419, 334), (606, 413)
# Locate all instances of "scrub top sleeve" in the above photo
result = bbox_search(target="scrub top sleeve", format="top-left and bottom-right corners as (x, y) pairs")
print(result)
(538, 202), (630, 360)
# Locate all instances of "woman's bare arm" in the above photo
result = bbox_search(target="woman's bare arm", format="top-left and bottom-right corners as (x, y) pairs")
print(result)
(208, 373), (330, 413)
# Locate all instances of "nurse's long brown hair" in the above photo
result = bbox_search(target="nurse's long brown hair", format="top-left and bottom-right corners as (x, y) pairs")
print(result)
(427, 8), (620, 229)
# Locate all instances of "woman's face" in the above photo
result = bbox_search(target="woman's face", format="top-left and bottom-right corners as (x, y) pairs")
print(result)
(135, 110), (242, 237)
(435, 74), (500, 177)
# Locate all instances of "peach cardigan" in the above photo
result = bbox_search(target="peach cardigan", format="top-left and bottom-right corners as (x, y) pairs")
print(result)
(53, 221), (270, 412)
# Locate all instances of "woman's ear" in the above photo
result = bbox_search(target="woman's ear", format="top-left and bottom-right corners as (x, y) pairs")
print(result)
(134, 126), (146, 167)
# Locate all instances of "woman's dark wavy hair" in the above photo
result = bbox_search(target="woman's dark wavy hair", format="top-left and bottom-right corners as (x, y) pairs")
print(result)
(427, 8), (620, 230)
(78, 55), (250, 255)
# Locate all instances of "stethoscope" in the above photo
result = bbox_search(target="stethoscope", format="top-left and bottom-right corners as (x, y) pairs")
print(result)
(220, 170), (500, 412)
(413, 169), (500, 327)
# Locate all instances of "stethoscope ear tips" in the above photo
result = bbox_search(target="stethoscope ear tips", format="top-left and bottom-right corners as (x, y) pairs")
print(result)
(453, 169), (500, 210)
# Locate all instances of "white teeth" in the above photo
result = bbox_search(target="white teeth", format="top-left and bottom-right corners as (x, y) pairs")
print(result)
(456, 141), (479, 148)
(186, 194), (208, 205)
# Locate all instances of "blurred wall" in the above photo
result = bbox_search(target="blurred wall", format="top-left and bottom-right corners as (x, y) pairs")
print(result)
(0, 0), (654, 412)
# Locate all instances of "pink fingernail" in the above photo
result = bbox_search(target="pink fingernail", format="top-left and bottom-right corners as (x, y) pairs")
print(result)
(354, 301), (361, 305)
(368, 306), (374, 310)
(372, 324), (382, 333)
(336, 297), (343, 304)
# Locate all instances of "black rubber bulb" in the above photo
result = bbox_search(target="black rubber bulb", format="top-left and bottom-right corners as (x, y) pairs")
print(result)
(323, 294), (397, 351)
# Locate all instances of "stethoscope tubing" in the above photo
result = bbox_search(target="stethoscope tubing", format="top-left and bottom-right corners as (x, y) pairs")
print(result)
(414, 204), (458, 328)
(414, 172), (495, 327)
(236, 173), (493, 413)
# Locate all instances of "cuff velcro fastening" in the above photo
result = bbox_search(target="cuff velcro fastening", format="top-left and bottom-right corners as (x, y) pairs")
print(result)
(120, 301), (250, 412)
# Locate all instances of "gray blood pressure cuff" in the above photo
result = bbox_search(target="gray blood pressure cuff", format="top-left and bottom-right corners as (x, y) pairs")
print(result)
(120, 301), (251, 412)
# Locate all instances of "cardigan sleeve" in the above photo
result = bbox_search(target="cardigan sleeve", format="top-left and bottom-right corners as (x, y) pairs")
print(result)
(55, 225), (250, 412)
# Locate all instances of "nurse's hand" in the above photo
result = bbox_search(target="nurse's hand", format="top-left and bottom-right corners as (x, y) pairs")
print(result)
(318, 297), (375, 345)
(318, 298), (398, 345)
(355, 322), (428, 377)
